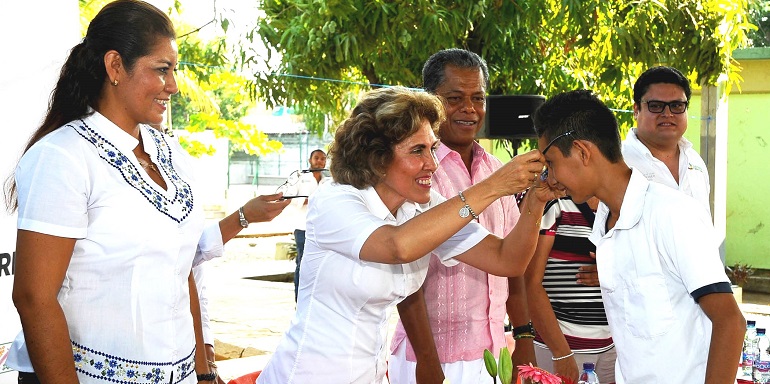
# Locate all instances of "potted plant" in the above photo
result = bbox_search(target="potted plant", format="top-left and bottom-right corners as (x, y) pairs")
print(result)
(726, 262), (754, 303)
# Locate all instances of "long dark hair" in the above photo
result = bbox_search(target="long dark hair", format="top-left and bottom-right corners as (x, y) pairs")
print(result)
(4, 0), (175, 211)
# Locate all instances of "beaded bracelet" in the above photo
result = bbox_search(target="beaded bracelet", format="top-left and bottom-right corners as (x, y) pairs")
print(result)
(458, 190), (479, 220)
(551, 351), (574, 361)
(197, 372), (217, 382)
(513, 333), (536, 340)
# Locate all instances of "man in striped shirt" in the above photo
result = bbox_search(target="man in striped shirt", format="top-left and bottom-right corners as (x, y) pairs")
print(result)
(525, 196), (615, 383)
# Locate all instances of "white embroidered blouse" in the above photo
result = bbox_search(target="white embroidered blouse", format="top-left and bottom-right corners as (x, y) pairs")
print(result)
(7, 111), (211, 384)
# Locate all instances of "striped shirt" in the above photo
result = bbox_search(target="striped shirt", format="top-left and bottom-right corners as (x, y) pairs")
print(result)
(534, 197), (613, 353)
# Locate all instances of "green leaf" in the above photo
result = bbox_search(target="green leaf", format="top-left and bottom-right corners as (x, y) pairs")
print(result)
(238, 0), (751, 137)
(483, 349), (497, 378)
(498, 347), (513, 384)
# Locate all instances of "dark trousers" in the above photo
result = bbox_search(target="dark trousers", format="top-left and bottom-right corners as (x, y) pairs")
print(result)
(18, 372), (40, 384)
(293, 229), (306, 302)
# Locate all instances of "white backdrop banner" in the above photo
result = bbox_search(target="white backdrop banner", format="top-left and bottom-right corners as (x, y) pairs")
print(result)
(0, 1), (79, 381)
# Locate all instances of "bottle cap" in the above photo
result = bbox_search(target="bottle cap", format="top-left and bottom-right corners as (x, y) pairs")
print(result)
(583, 362), (595, 370)
(758, 328), (767, 336)
(749, 320), (757, 327)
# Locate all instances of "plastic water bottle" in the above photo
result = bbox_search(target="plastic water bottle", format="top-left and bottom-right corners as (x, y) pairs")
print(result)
(755, 328), (770, 383)
(577, 362), (600, 384)
(743, 320), (758, 378)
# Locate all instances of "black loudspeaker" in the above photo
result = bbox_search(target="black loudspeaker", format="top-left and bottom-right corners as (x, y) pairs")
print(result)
(479, 95), (546, 139)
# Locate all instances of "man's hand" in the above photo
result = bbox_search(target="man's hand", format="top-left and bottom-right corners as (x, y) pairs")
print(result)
(415, 360), (445, 384)
(553, 354), (580, 383)
(576, 251), (600, 286)
(511, 338), (537, 384)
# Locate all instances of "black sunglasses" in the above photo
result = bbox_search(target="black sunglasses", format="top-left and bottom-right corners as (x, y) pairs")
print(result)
(540, 130), (575, 180)
(541, 130), (575, 155)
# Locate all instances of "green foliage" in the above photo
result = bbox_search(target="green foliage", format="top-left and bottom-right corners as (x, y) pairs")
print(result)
(498, 347), (513, 384)
(79, 2), (282, 159)
(748, 0), (770, 46)
(244, 0), (754, 139)
(484, 347), (513, 384)
(483, 349), (497, 379)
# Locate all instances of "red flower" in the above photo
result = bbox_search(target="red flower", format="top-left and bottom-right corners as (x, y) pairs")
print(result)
(517, 364), (563, 384)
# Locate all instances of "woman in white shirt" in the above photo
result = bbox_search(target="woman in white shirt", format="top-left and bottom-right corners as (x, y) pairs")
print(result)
(5, 1), (289, 383)
(257, 87), (563, 384)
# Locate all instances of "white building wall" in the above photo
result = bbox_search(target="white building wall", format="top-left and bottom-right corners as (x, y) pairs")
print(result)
(0, 1), (80, 381)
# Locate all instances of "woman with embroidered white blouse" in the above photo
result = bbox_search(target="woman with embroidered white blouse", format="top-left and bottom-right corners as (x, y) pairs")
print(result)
(256, 87), (564, 384)
(4, 1), (289, 383)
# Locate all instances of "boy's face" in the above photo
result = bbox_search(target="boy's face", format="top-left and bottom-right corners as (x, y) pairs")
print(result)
(538, 135), (592, 204)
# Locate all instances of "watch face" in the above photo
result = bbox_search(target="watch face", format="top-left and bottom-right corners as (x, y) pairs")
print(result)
(238, 207), (249, 228)
(459, 206), (470, 218)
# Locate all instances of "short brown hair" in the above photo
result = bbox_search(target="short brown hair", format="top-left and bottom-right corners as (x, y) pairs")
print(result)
(329, 87), (445, 189)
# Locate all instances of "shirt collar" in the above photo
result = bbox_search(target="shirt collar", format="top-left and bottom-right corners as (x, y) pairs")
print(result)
(84, 110), (142, 154)
(360, 185), (428, 224)
(628, 128), (694, 158)
(436, 141), (488, 164)
(613, 168), (650, 230)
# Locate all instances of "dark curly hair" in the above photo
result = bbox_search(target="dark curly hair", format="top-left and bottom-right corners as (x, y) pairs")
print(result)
(329, 87), (445, 189)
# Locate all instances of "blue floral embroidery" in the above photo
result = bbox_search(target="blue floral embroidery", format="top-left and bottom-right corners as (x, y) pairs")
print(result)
(72, 340), (196, 384)
(71, 120), (194, 223)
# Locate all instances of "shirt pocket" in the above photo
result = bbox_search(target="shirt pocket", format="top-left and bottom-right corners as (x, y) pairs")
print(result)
(622, 275), (674, 338)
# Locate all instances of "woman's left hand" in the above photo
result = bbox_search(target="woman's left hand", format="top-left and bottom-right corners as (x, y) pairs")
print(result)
(241, 193), (291, 223)
(530, 172), (566, 203)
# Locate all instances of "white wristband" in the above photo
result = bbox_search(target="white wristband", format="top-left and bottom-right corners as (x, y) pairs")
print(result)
(551, 352), (574, 361)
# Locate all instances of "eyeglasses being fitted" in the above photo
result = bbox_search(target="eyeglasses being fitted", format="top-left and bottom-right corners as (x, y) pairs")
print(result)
(643, 100), (689, 114)
(539, 130), (575, 181)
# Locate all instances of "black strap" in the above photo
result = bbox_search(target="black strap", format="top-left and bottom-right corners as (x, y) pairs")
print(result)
(575, 201), (596, 225)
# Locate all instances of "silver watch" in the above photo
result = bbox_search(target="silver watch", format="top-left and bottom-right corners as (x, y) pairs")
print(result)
(238, 206), (249, 228)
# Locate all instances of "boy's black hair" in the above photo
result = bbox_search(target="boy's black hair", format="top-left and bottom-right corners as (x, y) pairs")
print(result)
(534, 90), (623, 163)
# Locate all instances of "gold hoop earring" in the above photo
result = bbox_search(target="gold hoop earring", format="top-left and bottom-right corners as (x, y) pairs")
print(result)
(112, 79), (118, 86)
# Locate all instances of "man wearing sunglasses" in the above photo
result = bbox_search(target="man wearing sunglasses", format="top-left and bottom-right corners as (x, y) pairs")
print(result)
(624, 66), (711, 213)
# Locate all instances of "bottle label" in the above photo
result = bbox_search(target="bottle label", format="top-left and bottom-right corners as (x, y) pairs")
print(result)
(744, 357), (756, 376)
(754, 360), (770, 384)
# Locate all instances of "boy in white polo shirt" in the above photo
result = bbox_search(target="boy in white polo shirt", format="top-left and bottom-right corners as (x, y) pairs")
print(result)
(533, 89), (745, 383)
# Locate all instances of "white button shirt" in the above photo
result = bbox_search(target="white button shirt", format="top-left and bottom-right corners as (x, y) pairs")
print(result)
(286, 171), (330, 231)
(8, 112), (209, 384)
(257, 183), (489, 384)
(622, 128), (711, 213)
(589, 169), (730, 383)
